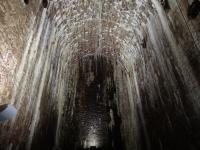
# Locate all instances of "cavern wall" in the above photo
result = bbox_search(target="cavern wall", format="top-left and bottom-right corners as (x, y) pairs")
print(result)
(0, 0), (41, 104)
(0, 0), (199, 150)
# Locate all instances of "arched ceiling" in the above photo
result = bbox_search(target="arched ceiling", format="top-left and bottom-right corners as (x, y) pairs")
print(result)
(0, 0), (156, 103)
(46, 0), (155, 61)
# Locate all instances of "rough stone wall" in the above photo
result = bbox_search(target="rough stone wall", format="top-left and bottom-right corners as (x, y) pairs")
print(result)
(0, 0), (39, 104)
(123, 0), (200, 149)
(0, 0), (199, 150)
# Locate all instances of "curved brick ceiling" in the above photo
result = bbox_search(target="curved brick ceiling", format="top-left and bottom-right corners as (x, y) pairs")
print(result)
(0, 0), (200, 150)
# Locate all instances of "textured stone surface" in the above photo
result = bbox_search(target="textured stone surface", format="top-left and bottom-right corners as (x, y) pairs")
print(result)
(0, 0), (39, 103)
(0, 0), (199, 150)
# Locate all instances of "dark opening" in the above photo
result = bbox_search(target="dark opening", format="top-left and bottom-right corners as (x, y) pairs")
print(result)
(42, 0), (48, 8)
(62, 55), (125, 150)
(188, 0), (200, 19)
(90, 146), (97, 150)
(24, 0), (29, 5)
(141, 38), (147, 48)
(160, 0), (170, 10)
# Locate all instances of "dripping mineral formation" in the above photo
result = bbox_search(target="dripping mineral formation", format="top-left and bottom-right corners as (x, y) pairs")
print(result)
(0, 0), (200, 150)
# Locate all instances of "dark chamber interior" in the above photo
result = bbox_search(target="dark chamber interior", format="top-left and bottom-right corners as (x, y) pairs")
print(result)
(27, 56), (127, 150)
(0, 0), (200, 150)
(30, 56), (200, 150)
(63, 56), (125, 150)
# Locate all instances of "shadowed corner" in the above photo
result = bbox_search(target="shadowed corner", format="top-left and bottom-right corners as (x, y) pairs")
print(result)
(0, 104), (17, 122)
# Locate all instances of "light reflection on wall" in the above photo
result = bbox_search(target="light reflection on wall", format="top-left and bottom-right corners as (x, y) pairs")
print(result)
(84, 135), (99, 148)
(83, 125), (100, 148)
(0, 50), (17, 103)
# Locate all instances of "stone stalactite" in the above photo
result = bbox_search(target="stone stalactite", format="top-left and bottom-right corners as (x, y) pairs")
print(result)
(0, 0), (199, 150)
